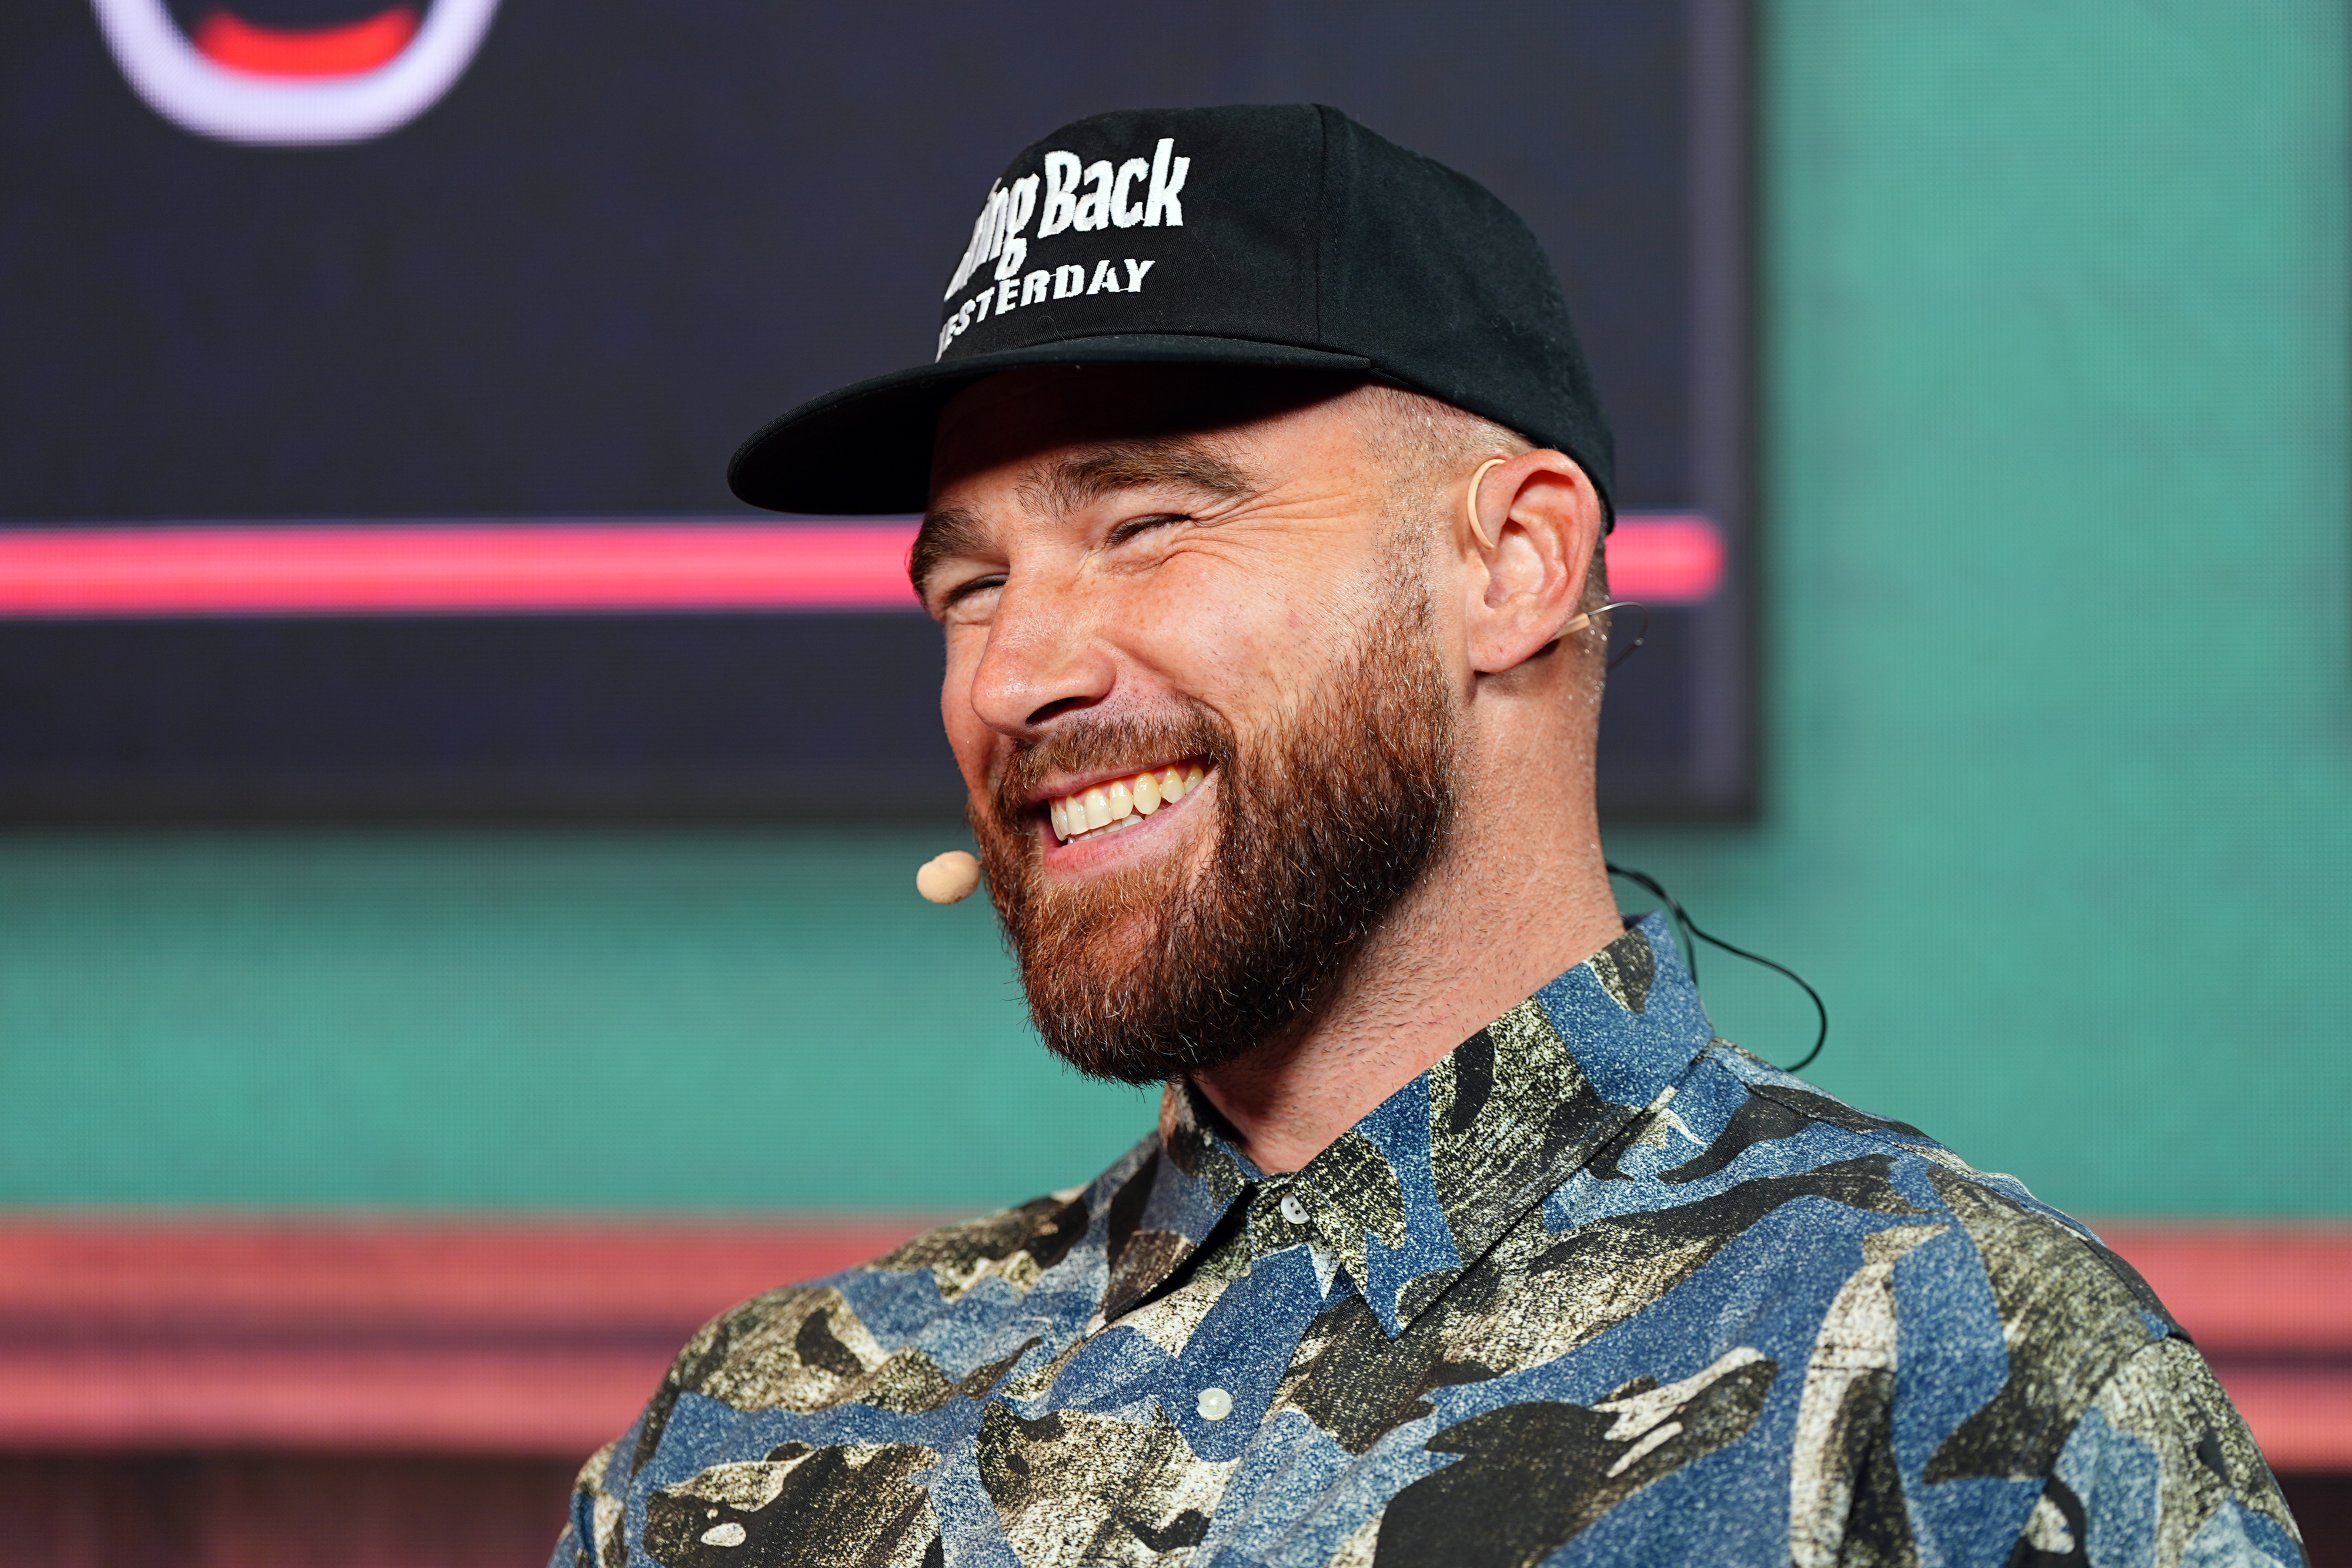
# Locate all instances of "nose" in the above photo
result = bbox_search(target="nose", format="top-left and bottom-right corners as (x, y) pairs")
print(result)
(965, 577), (1117, 736)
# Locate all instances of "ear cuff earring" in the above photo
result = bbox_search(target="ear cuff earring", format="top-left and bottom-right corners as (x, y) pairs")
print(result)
(1462, 456), (1508, 550)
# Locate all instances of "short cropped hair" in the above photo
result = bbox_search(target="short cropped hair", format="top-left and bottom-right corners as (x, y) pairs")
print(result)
(1355, 381), (1613, 639)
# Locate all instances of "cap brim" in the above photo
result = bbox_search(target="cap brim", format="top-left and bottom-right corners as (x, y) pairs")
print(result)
(727, 333), (1375, 514)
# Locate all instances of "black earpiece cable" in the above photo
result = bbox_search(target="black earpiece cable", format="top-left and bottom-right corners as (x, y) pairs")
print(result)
(1598, 601), (1649, 671)
(1605, 864), (1828, 1072)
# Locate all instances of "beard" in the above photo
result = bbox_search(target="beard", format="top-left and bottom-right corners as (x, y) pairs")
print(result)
(970, 561), (1459, 1085)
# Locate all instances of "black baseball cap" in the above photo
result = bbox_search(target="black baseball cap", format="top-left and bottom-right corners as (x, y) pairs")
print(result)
(728, 103), (1615, 523)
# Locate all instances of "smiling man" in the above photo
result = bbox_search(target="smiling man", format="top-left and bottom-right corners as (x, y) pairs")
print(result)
(554, 106), (2298, 1568)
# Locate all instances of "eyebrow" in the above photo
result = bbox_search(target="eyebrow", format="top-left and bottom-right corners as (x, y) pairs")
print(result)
(1023, 437), (1258, 516)
(908, 504), (987, 600)
(909, 436), (1260, 600)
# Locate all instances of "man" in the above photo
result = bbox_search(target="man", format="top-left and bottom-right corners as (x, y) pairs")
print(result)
(556, 106), (2299, 1567)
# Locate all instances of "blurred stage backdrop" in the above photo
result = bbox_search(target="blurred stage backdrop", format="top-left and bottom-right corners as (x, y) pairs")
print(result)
(2, 0), (2349, 1563)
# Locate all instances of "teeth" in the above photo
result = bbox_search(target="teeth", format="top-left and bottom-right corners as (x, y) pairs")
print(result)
(1046, 763), (1210, 843)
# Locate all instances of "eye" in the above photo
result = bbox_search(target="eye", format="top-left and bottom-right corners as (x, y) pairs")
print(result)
(931, 573), (1005, 621)
(1105, 512), (1191, 549)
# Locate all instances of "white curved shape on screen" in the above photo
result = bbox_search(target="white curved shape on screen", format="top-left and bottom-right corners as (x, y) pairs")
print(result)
(89, 0), (502, 146)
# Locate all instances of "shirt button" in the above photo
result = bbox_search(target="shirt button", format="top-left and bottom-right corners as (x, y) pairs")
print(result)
(1278, 1194), (1309, 1225)
(1197, 1386), (1234, 1421)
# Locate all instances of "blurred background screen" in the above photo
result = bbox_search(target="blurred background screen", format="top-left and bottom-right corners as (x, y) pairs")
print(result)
(0, 0), (1752, 825)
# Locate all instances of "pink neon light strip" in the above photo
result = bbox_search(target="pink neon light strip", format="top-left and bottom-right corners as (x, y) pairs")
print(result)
(0, 516), (1722, 617)
(0, 524), (924, 616)
(1605, 514), (1723, 606)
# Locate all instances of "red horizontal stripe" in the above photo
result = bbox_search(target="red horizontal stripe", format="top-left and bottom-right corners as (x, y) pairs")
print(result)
(193, 7), (420, 79)
(0, 515), (1720, 618)
(0, 1218), (2340, 1461)
(0, 1218), (938, 1453)
(0, 1217), (935, 1334)
(0, 1346), (674, 1455)
(0, 524), (925, 616)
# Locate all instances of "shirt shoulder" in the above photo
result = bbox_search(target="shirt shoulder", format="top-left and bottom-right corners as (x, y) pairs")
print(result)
(1715, 1039), (2179, 1329)
(666, 1169), (1123, 1419)
(560, 1135), (1163, 1549)
(2030, 1336), (2306, 1565)
(1559, 1041), (2206, 1479)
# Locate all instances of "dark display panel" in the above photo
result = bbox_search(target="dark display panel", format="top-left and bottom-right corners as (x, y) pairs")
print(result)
(0, 0), (1753, 822)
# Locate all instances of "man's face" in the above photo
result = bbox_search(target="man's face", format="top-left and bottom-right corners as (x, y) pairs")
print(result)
(917, 366), (1463, 1084)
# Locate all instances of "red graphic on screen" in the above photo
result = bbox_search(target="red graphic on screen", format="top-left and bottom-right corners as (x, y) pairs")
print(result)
(193, 7), (422, 78)
(91, 0), (500, 145)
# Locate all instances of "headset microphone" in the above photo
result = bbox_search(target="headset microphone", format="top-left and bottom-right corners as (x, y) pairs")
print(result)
(916, 851), (983, 905)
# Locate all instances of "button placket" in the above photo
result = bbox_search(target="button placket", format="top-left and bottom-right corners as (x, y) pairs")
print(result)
(1249, 1183), (1312, 1253)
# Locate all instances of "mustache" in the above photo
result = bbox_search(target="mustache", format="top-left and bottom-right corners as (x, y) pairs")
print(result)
(988, 705), (1234, 831)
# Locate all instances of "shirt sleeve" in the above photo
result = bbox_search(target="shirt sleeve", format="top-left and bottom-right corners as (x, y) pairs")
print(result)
(547, 1435), (630, 1568)
(547, 1289), (767, 1567)
(2010, 1338), (2304, 1566)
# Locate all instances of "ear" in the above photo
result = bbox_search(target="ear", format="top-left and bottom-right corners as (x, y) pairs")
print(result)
(1459, 449), (1606, 676)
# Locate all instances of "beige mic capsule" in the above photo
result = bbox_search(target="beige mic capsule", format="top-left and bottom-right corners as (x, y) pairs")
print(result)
(916, 850), (983, 905)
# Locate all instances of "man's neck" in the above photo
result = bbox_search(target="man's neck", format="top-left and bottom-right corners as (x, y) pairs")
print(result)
(1188, 787), (1624, 1175)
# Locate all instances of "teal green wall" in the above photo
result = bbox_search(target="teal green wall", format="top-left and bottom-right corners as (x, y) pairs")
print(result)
(0, 830), (1151, 1211)
(1612, 0), (2351, 1216)
(1, 2), (2344, 1218)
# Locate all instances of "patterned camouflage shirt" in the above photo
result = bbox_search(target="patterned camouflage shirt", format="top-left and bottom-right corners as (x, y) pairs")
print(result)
(556, 915), (2302, 1567)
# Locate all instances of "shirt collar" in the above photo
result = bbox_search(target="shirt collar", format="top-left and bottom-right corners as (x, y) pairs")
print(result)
(1108, 912), (1716, 1337)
